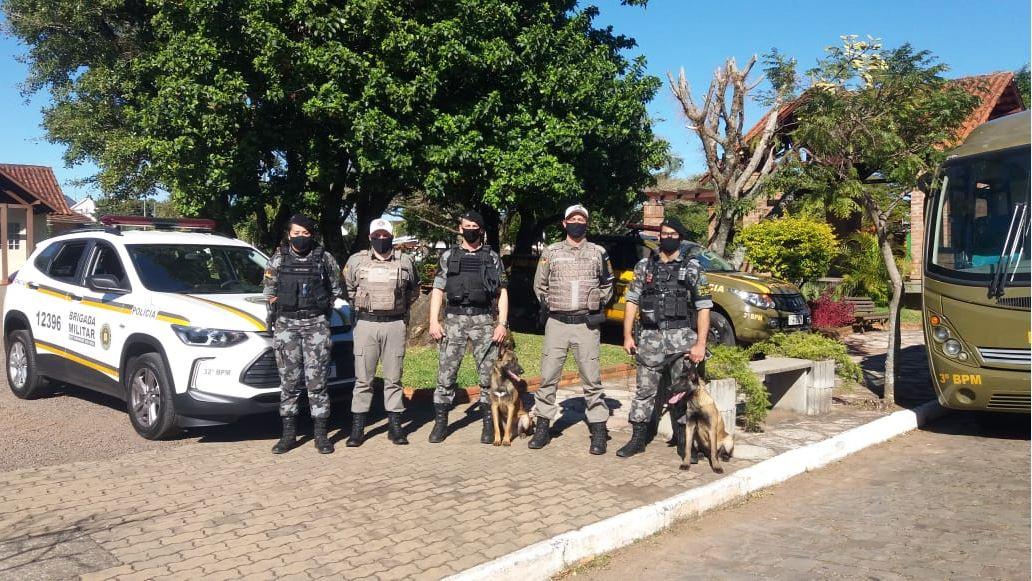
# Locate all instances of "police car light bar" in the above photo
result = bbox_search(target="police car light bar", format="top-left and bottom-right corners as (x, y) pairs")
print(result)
(99, 215), (217, 232)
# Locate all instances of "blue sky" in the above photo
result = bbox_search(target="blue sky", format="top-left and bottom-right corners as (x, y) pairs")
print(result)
(0, 1), (1029, 201)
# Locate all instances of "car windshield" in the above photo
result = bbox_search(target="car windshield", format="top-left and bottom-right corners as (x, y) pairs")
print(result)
(126, 244), (268, 294)
(689, 246), (737, 272)
(929, 148), (1031, 282)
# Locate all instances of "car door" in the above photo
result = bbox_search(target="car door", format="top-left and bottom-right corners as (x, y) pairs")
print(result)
(29, 238), (92, 384)
(77, 241), (134, 397)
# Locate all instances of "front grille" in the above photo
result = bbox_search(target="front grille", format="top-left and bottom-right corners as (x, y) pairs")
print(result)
(978, 347), (1032, 368)
(242, 349), (280, 388)
(996, 296), (1031, 310)
(987, 392), (1031, 411)
(773, 293), (807, 312)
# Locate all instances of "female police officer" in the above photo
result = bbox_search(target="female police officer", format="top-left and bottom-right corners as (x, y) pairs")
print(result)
(264, 214), (344, 454)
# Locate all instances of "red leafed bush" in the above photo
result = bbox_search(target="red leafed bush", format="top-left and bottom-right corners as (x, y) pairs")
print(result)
(809, 293), (854, 329)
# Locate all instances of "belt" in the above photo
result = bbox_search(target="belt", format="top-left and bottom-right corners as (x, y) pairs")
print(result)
(445, 305), (492, 316)
(356, 312), (405, 322)
(280, 309), (325, 319)
(549, 313), (588, 324)
(640, 319), (693, 330)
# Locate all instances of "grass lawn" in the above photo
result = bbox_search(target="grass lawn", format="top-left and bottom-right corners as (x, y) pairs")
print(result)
(401, 331), (632, 389)
(900, 308), (922, 325)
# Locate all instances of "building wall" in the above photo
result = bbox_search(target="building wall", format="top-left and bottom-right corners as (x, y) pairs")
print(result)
(909, 189), (925, 281)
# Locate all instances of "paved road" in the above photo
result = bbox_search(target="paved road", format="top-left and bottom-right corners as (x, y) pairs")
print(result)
(579, 412), (1031, 581)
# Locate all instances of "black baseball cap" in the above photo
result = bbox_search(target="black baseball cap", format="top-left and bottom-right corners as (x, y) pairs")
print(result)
(459, 210), (485, 229)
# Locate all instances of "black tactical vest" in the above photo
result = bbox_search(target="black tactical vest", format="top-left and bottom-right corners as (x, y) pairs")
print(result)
(444, 246), (500, 308)
(639, 255), (694, 328)
(275, 245), (331, 313)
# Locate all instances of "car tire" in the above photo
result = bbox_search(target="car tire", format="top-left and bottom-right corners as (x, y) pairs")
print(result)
(5, 330), (50, 399)
(125, 353), (180, 440)
(708, 312), (736, 347)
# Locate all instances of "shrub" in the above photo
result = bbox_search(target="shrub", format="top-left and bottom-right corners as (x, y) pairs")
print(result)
(737, 215), (838, 284)
(746, 332), (863, 384)
(809, 292), (855, 329)
(836, 232), (909, 306)
(706, 345), (769, 431)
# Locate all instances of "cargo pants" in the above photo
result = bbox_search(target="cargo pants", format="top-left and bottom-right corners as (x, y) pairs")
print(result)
(533, 317), (609, 423)
(434, 313), (497, 406)
(274, 315), (332, 419)
(628, 326), (699, 423)
(351, 318), (407, 413)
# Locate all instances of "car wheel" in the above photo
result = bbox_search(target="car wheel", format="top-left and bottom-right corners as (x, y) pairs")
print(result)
(707, 312), (736, 347)
(6, 330), (49, 399)
(126, 353), (179, 440)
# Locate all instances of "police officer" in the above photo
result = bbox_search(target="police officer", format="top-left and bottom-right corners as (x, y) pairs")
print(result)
(616, 216), (712, 458)
(427, 210), (509, 444)
(264, 214), (344, 455)
(342, 218), (420, 447)
(530, 204), (614, 454)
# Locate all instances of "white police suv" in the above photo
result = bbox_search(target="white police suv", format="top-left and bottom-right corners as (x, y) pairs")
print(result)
(2, 216), (354, 439)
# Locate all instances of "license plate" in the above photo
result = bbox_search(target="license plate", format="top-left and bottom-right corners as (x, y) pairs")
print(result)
(787, 314), (803, 326)
(327, 363), (337, 379)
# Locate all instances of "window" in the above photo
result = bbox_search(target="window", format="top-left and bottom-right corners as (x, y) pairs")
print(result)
(33, 243), (62, 273)
(126, 244), (268, 294)
(89, 244), (129, 290)
(7, 222), (23, 250)
(47, 241), (89, 283)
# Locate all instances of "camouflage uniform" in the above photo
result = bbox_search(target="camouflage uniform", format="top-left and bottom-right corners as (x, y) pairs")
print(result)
(625, 252), (713, 423)
(262, 246), (343, 419)
(433, 245), (507, 406)
(532, 240), (615, 424)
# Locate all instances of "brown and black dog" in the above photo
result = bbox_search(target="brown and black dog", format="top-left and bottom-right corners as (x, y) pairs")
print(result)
(668, 361), (734, 473)
(488, 336), (534, 446)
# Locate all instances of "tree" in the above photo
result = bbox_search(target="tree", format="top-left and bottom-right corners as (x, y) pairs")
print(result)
(3, 1), (663, 257)
(1016, 64), (1030, 107)
(774, 37), (979, 404)
(663, 201), (709, 242)
(95, 196), (176, 219)
(667, 51), (797, 257)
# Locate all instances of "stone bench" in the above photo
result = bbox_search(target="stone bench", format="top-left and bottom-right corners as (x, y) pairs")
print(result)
(748, 357), (834, 416)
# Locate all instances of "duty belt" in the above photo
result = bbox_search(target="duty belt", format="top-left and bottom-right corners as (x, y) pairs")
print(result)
(549, 313), (588, 324)
(640, 319), (693, 331)
(356, 312), (405, 322)
(445, 305), (492, 316)
(280, 308), (325, 320)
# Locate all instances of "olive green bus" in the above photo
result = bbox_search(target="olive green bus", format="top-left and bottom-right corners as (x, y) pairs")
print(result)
(923, 110), (1030, 412)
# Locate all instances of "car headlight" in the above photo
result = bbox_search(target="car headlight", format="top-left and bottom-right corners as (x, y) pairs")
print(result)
(172, 325), (249, 347)
(730, 288), (776, 310)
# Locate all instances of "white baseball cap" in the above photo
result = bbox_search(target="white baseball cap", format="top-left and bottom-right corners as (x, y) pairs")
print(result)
(369, 218), (393, 236)
(564, 204), (589, 220)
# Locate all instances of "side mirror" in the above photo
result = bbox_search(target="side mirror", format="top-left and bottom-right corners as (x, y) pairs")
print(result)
(87, 274), (126, 294)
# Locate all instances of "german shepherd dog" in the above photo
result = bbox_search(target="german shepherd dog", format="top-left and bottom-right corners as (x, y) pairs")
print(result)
(489, 336), (534, 446)
(667, 359), (734, 473)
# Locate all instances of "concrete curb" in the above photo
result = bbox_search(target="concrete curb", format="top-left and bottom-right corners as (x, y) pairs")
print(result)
(447, 400), (948, 581)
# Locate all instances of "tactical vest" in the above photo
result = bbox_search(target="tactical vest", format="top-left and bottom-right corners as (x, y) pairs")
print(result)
(638, 255), (694, 328)
(275, 245), (331, 314)
(354, 253), (407, 314)
(547, 245), (601, 313)
(444, 246), (499, 308)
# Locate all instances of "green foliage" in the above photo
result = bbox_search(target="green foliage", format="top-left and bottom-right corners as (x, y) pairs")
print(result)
(1016, 64), (1030, 107)
(706, 345), (769, 431)
(662, 201), (709, 242)
(94, 196), (176, 219)
(837, 233), (909, 306)
(737, 215), (838, 284)
(746, 332), (863, 384)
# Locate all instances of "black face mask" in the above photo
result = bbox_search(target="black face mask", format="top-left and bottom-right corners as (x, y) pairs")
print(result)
(290, 236), (313, 254)
(565, 222), (588, 239)
(371, 237), (393, 255)
(659, 237), (681, 254)
(461, 228), (482, 244)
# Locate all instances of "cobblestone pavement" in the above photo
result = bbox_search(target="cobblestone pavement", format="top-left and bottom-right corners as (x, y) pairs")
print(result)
(578, 411), (1031, 581)
(0, 382), (884, 580)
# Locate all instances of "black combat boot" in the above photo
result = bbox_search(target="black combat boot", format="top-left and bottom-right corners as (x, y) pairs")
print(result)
(313, 417), (334, 454)
(588, 422), (608, 455)
(387, 412), (409, 445)
(616, 421), (649, 458)
(346, 413), (366, 448)
(427, 403), (450, 443)
(480, 402), (494, 444)
(527, 417), (552, 450)
(272, 416), (298, 454)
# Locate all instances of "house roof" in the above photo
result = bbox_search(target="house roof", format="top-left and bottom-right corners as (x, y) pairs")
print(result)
(742, 71), (1026, 145)
(0, 164), (76, 215)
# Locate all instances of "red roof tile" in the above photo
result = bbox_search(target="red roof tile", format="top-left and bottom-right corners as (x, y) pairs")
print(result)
(0, 164), (74, 214)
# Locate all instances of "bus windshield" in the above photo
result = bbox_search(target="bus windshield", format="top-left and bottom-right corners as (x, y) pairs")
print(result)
(928, 148), (1031, 283)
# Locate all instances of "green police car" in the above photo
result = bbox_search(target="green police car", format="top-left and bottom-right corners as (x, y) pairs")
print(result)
(596, 234), (811, 346)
